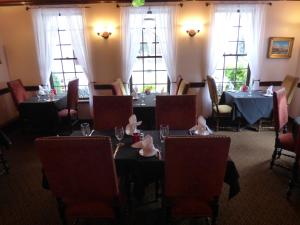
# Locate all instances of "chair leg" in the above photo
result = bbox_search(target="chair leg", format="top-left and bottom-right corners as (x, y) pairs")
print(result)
(56, 198), (67, 225)
(211, 197), (219, 225)
(287, 161), (299, 199)
(270, 148), (278, 169)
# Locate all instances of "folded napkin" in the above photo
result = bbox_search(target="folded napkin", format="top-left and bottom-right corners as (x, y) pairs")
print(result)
(228, 82), (235, 91)
(38, 85), (46, 96)
(125, 114), (142, 135)
(266, 85), (273, 95)
(132, 135), (159, 157)
(189, 116), (213, 135)
(131, 87), (138, 99)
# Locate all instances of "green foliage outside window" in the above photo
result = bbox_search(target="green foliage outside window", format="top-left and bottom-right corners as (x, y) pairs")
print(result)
(224, 67), (247, 90)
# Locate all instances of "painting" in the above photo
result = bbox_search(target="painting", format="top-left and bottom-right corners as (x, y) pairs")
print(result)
(268, 37), (294, 58)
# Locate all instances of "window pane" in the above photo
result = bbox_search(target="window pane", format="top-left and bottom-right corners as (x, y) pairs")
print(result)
(156, 44), (162, 56)
(213, 70), (224, 84)
(132, 58), (143, 71)
(62, 60), (75, 72)
(238, 41), (245, 54)
(156, 71), (168, 83)
(52, 73), (65, 87)
(59, 30), (72, 45)
(79, 86), (89, 98)
(144, 58), (155, 71)
(132, 72), (143, 85)
(57, 16), (68, 30)
(76, 73), (88, 85)
(156, 58), (167, 70)
(227, 26), (238, 41)
(65, 74), (77, 85)
(53, 46), (62, 59)
(225, 41), (237, 54)
(75, 60), (84, 73)
(237, 56), (248, 69)
(225, 56), (237, 69)
(52, 60), (63, 73)
(61, 45), (74, 58)
(156, 84), (167, 93)
(144, 71), (155, 84)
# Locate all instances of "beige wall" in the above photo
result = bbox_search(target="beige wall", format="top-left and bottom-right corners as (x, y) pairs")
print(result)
(1, 1), (300, 125)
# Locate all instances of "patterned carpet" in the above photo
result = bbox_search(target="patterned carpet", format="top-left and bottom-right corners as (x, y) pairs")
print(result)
(1, 129), (300, 225)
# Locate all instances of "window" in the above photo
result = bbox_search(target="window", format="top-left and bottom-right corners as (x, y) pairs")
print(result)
(213, 10), (250, 94)
(50, 15), (89, 99)
(130, 12), (169, 93)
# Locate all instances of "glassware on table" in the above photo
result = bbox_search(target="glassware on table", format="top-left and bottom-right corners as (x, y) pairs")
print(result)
(160, 124), (169, 143)
(140, 93), (146, 106)
(115, 126), (125, 144)
(80, 123), (91, 136)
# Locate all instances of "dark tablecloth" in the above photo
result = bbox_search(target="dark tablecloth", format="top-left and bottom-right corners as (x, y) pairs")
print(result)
(70, 129), (240, 199)
(19, 94), (67, 131)
(133, 94), (156, 130)
(220, 91), (273, 125)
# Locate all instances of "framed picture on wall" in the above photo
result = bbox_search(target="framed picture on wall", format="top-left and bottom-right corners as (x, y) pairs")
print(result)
(268, 37), (294, 58)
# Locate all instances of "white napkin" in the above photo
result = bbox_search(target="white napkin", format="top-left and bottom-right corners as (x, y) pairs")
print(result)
(189, 116), (213, 135)
(132, 135), (158, 157)
(266, 85), (273, 95)
(38, 85), (46, 96)
(228, 82), (235, 91)
(125, 114), (142, 135)
(131, 89), (138, 99)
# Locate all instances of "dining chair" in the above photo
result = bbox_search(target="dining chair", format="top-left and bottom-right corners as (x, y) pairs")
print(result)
(287, 125), (300, 199)
(93, 95), (133, 130)
(176, 78), (190, 95)
(174, 75), (183, 95)
(155, 95), (196, 130)
(270, 88), (296, 169)
(36, 136), (121, 225)
(282, 75), (299, 105)
(58, 79), (79, 129)
(164, 136), (231, 225)
(7, 79), (29, 108)
(112, 78), (127, 96)
(0, 129), (11, 175)
(207, 75), (232, 131)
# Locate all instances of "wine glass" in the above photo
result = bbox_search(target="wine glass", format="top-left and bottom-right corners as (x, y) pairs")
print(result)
(160, 124), (169, 143)
(114, 126), (124, 144)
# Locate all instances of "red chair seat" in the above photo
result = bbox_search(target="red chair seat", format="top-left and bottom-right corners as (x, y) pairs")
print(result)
(279, 132), (295, 152)
(66, 201), (115, 218)
(170, 198), (212, 218)
(58, 109), (78, 118)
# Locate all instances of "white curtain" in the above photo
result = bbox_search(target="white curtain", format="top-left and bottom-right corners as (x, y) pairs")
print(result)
(154, 6), (177, 86)
(240, 5), (266, 89)
(207, 5), (238, 76)
(121, 7), (147, 90)
(32, 9), (58, 86)
(62, 8), (94, 82)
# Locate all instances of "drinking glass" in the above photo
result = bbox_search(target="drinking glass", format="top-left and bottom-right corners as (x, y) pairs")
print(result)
(140, 93), (146, 106)
(160, 124), (169, 143)
(115, 126), (124, 144)
(80, 123), (91, 136)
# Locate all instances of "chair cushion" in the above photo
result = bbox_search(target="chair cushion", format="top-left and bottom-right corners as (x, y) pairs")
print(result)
(170, 198), (212, 218)
(58, 109), (78, 118)
(65, 201), (115, 218)
(278, 132), (295, 152)
(213, 104), (232, 114)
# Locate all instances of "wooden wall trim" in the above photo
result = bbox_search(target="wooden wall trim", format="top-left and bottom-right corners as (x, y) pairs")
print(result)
(189, 82), (205, 88)
(94, 84), (114, 90)
(0, 85), (39, 96)
(259, 81), (282, 87)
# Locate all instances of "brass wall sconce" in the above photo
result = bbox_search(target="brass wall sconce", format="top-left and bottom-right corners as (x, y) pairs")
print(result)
(186, 29), (200, 37)
(97, 31), (112, 39)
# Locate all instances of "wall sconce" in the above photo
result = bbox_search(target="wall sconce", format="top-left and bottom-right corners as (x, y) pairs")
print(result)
(186, 29), (200, 37)
(97, 31), (112, 39)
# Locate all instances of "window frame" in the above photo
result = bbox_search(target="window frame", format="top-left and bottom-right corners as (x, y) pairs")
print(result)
(130, 19), (170, 94)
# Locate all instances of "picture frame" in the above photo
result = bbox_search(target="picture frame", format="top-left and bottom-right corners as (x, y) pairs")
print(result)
(268, 37), (294, 59)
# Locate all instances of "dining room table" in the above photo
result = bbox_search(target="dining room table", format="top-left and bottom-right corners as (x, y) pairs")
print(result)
(18, 93), (67, 132)
(132, 93), (156, 130)
(220, 90), (273, 130)
(69, 129), (240, 200)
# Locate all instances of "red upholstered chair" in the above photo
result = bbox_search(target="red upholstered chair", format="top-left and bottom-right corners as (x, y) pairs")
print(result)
(164, 136), (231, 225)
(58, 79), (79, 126)
(155, 95), (196, 130)
(7, 79), (29, 108)
(93, 96), (133, 130)
(270, 88), (296, 169)
(36, 136), (120, 225)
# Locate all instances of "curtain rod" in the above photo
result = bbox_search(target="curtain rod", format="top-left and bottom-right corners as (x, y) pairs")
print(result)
(26, 5), (90, 11)
(205, 1), (272, 6)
